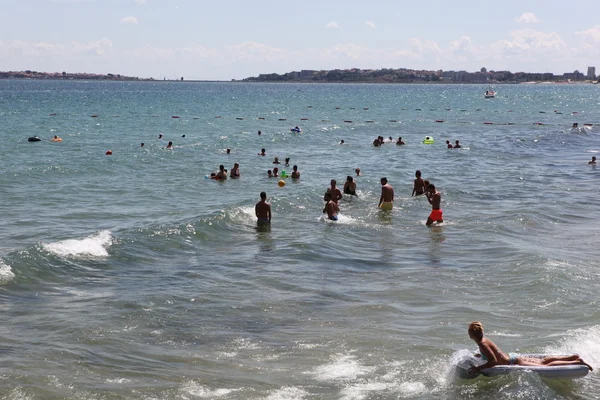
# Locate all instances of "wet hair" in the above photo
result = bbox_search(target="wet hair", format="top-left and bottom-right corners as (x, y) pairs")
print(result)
(273, 167), (278, 173)
(293, 165), (298, 170)
(260, 191), (267, 200)
(381, 177), (387, 184)
(219, 164), (225, 170)
(261, 148), (265, 153)
(268, 169), (272, 174)
(468, 321), (484, 340)
(416, 170), (421, 177)
(331, 179), (337, 186)
(428, 183), (435, 190)
(285, 157), (290, 162)
(226, 148), (231, 153)
(347, 176), (353, 182)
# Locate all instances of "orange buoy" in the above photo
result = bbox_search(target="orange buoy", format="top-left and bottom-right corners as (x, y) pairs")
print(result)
(105, 150), (112, 155)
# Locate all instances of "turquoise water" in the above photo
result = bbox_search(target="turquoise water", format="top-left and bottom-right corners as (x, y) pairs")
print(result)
(1, 80), (600, 399)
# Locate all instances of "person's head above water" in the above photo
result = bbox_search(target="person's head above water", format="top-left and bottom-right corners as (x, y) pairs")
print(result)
(260, 191), (267, 200)
(416, 170), (421, 178)
(381, 177), (388, 185)
(468, 321), (484, 340)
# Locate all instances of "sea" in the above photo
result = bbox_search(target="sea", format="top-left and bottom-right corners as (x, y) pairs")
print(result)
(1, 80), (599, 399)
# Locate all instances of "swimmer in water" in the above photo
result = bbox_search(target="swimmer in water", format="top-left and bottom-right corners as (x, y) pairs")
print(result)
(166, 141), (173, 149)
(467, 321), (592, 376)
(425, 183), (443, 225)
(267, 170), (273, 178)
(158, 133), (163, 139)
(378, 177), (394, 210)
(446, 140), (453, 149)
(343, 176), (357, 196)
(258, 148), (266, 156)
(355, 168), (361, 176)
(412, 170), (425, 196)
(340, 139), (345, 145)
(140, 143), (144, 147)
(273, 157), (280, 164)
(454, 140), (461, 149)
(272, 167), (279, 177)
(285, 157), (290, 167)
(226, 148), (231, 154)
(396, 137), (405, 145)
(51, 135), (62, 142)
(589, 156), (597, 165)
(258, 130), (262, 135)
(291, 165), (300, 179)
(230, 162), (240, 178)
(255, 191), (271, 225)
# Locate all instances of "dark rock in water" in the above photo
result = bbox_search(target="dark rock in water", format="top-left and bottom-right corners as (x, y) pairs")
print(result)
(28, 136), (42, 142)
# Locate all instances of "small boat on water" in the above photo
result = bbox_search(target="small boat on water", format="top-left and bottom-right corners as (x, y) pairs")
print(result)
(484, 87), (496, 98)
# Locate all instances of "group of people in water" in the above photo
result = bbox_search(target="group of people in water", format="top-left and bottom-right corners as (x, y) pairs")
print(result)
(253, 163), (443, 226)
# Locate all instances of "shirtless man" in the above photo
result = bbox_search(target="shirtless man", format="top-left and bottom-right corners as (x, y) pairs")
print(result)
(454, 140), (461, 149)
(323, 192), (340, 221)
(589, 156), (597, 165)
(255, 192), (271, 225)
(446, 140), (453, 149)
(412, 170), (425, 196)
(467, 321), (592, 376)
(291, 165), (300, 179)
(355, 168), (361, 177)
(426, 183), (443, 225)
(230, 162), (240, 178)
(378, 177), (394, 210)
(216, 164), (228, 181)
(258, 148), (266, 156)
(343, 176), (357, 196)
(328, 180), (343, 203)
(396, 137), (405, 145)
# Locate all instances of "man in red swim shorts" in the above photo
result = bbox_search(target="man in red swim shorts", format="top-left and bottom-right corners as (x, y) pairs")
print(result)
(426, 183), (443, 226)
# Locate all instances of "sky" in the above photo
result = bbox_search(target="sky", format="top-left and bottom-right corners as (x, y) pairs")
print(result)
(0, 0), (599, 80)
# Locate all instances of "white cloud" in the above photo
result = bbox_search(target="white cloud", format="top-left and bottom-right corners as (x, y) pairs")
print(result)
(576, 25), (600, 42)
(365, 21), (376, 29)
(515, 12), (540, 24)
(120, 16), (139, 25)
(71, 38), (113, 56)
(134, 0), (147, 4)
(325, 21), (339, 29)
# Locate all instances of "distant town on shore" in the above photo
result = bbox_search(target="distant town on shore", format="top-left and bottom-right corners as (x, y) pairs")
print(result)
(2, 67), (599, 84)
(243, 66), (599, 84)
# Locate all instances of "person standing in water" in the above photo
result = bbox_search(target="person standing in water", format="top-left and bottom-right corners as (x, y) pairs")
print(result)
(425, 183), (443, 225)
(467, 321), (592, 376)
(412, 170), (425, 196)
(255, 192), (271, 225)
(323, 192), (339, 221)
(343, 176), (357, 196)
(216, 164), (228, 181)
(378, 177), (394, 210)
(230, 163), (240, 178)
(291, 165), (300, 179)
(327, 179), (343, 204)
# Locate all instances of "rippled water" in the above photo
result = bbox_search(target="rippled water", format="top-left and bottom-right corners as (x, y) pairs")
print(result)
(1, 81), (600, 399)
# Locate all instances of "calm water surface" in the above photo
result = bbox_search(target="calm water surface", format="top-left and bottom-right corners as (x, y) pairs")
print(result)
(1, 81), (600, 399)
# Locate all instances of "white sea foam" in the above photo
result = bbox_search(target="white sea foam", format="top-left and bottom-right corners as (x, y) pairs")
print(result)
(312, 353), (375, 382)
(544, 325), (600, 368)
(42, 230), (112, 258)
(179, 380), (237, 397)
(0, 259), (15, 284)
(265, 386), (308, 400)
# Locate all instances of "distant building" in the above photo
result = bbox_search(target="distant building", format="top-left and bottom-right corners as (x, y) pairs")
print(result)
(588, 66), (596, 80)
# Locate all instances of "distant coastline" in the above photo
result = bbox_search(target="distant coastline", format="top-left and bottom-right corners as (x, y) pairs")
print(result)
(0, 70), (152, 81)
(242, 67), (600, 85)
